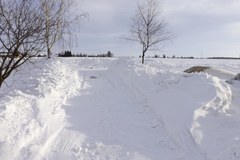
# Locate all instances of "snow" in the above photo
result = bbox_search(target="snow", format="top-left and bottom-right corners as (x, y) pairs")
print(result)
(0, 58), (240, 160)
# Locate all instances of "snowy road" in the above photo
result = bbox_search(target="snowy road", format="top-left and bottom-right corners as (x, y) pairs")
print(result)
(0, 58), (240, 160)
(47, 59), (182, 160)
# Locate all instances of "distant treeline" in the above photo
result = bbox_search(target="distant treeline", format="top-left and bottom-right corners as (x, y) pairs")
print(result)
(152, 55), (240, 60)
(58, 51), (114, 58)
(207, 57), (240, 60)
(150, 54), (194, 59)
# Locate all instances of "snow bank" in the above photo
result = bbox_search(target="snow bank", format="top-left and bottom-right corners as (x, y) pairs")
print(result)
(0, 58), (82, 159)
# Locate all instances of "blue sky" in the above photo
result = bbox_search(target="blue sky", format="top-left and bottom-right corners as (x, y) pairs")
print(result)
(64, 0), (240, 58)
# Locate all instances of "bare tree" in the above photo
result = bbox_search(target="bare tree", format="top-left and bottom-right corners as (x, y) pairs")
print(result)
(40, 0), (87, 58)
(129, 0), (172, 64)
(0, 0), (46, 87)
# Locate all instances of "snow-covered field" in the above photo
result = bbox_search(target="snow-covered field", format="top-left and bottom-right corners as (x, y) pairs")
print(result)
(0, 57), (240, 160)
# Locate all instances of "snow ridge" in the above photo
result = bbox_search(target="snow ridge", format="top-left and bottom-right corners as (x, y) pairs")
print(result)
(191, 75), (232, 144)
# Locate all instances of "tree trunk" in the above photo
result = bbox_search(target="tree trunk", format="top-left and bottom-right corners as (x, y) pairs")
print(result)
(142, 52), (145, 64)
(0, 80), (3, 88)
(47, 47), (51, 58)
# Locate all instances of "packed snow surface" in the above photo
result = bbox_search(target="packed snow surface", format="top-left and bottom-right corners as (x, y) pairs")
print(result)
(0, 58), (240, 160)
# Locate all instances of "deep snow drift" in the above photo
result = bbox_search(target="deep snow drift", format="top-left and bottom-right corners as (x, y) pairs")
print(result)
(0, 58), (240, 160)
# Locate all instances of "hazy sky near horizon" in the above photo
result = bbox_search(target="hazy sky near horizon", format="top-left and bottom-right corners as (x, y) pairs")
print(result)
(69, 0), (240, 58)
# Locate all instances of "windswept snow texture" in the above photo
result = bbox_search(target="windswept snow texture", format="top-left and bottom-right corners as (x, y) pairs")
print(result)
(0, 58), (240, 160)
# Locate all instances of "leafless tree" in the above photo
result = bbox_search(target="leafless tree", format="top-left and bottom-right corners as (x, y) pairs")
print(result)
(129, 0), (172, 64)
(40, 0), (87, 58)
(0, 0), (46, 87)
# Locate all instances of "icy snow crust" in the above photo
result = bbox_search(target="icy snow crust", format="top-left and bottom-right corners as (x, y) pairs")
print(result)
(0, 58), (240, 160)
